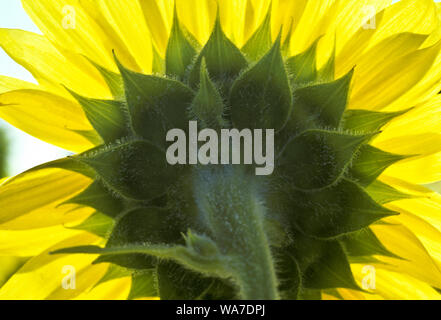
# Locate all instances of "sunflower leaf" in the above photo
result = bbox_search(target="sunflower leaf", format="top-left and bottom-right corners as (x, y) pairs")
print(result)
(53, 234), (230, 280)
(230, 35), (292, 130)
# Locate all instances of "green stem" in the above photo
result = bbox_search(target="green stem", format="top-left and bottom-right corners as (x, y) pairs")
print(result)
(195, 166), (279, 300)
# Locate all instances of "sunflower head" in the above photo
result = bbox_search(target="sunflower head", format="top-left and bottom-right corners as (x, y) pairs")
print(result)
(1, 0), (441, 300)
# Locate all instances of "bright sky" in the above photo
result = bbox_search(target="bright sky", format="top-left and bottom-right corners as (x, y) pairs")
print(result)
(0, 0), (439, 176)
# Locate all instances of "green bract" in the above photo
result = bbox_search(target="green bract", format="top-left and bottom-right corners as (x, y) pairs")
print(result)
(51, 9), (411, 300)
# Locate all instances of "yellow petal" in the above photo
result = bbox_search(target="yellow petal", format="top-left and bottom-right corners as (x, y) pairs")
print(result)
(98, 0), (153, 73)
(350, 264), (441, 300)
(176, 0), (217, 45)
(1, 205), (94, 231)
(21, 0), (135, 73)
(289, 0), (336, 55)
(0, 76), (38, 94)
(387, 199), (441, 268)
(138, 0), (173, 55)
(0, 89), (98, 152)
(376, 95), (441, 141)
(371, 223), (441, 289)
(387, 196), (441, 239)
(73, 276), (131, 300)
(349, 41), (441, 110)
(0, 226), (84, 256)
(367, 0), (437, 48)
(46, 263), (108, 300)
(0, 168), (92, 226)
(0, 256), (27, 287)
(339, 32), (428, 86)
(337, 288), (383, 300)
(272, 0), (308, 46)
(379, 175), (434, 197)
(374, 133), (441, 157)
(0, 233), (101, 300)
(0, 28), (111, 99)
(382, 152), (441, 184)
(334, 0), (392, 54)
(336, 0), (438, 78)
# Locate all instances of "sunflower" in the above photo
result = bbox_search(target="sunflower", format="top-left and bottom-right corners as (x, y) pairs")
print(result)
(1, 0), (441, 300)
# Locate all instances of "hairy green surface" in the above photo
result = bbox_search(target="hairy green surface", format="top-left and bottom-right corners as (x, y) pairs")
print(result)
(50, 9), (413, 300)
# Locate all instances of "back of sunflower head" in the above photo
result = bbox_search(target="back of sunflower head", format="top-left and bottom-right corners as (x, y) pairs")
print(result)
(52, 6), (412, 300)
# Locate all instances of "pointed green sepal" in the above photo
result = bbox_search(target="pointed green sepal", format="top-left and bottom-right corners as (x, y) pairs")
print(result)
(302, 241), (361, 290)
(342, 109), (410, 133)
(284, 178), (397, 238)
(64, 180), (125, 218)
(152, 44), (165, 74)
(281, 18), (294, 56)
(128, 270), (158, 300)
(241, 7), (272, 61)
(66, 88), (129, 143)
(188, 12), (248, 91)
(286, 37), (320, 85)
(230, 34), (292, 130)
(94, 206), (185, 270)
(340, 228), (400, 259)
(279, 129), (373, 190)
(365, 180), (414, 205)
(157, 261), (236, 300)
(77, 140), (181, 200)
(94, 264), (132, 288)
(290, 69), (354, 131)
(166, 6), (198, 79)
(317, 37), (336, 82)
(87, 58), (124, 99)
(69, 211), (114, 238)
(114, 54), (194, 147)
(72, 129), (103, 146)
(190, 60), (226, 128)
(350, 145), (408, 187)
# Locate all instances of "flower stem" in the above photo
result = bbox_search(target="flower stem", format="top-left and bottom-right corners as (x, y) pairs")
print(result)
(195, 166), (279, 299)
